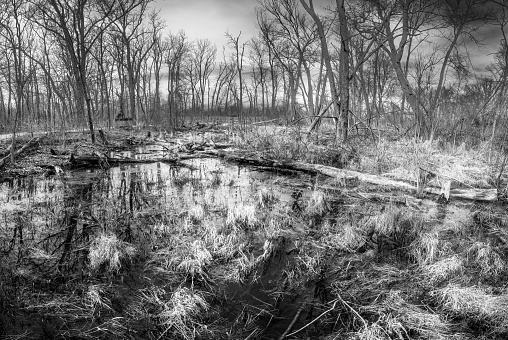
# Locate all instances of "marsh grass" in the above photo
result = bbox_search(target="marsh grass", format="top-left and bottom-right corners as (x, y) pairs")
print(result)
(376, 291), (454, 339)
(89, 232), (136, 273)
(358, 138), (496, 189)
(467, 241), (505, 278)
(257, 187), (277, 208)
(84, 284), (113, 318)
(176, 240), (213, 283)
(234, 124), (358, 166)
(226, 204), (258, 229)
(433, 285), (508, 334)
(424, 255), (464, 283)
(410, 231), (440, 265)
(158, 287), (210, 340)
(203, 221), (244, 261)
(8, 127), (508, 340)
(360, 206), (424, 259)
(305, 189), (329, 216)
(322, 220), (367, 252)
(187, 204), (206, 224)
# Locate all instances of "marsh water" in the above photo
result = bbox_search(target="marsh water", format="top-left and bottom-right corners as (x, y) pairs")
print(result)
(0, 145), (479, 339)
(0, 151), (325, 338)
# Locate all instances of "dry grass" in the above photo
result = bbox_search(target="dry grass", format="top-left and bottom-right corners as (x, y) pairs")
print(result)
(148, 238), (212, 285)
(158, 287), (210, 340)
(467, 241), (506, 278)
(89, 232), (136, 273)
(424, 255), (464, 283)
(226, 204), (257, 229)
(322, 221), (367, 252)
(187, 204), (206, 224)
(234, 124), (358, 166)
(433, 285), (508, 333)
(222, 250), (254, 283)
(176, 240), (213, 282)
(383, 291), (452, 339)
(232, 125), (309, 161)
(410, 231), (440, 265)
(356, 291), (454, 340)
(305, 189), (329, 216)
(257, 187), (277, 208)
(83, 284), (112, 317)
(358, 138), (495, 188)
(203, 221), (244, 261)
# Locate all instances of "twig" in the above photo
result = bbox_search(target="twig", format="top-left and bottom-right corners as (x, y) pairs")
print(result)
(285, 299), (339, 338)
(278, 302), (307, 340)
(336, 293), (367, 329)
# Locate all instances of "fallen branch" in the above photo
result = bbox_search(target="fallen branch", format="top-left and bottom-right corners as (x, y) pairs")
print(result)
(0, 136), (45, 168)
(278, 303), (306, 340)
(201, 150), (498, 202)
(285, 299), (339, 338)
(69, 154), (187, 168)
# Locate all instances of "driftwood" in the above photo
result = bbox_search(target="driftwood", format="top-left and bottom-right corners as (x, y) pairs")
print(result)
(0, 136), (45, 168)
(202, 149), (498, 202)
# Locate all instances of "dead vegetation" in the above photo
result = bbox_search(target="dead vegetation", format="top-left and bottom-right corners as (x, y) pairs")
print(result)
(1, 125), (508, 339)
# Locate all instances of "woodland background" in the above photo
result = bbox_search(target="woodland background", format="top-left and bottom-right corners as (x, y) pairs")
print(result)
(0, 0), (507, 146)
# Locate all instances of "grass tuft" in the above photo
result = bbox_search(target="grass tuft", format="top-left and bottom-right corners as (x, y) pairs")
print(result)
(410, 231), (440, 265)
(187, 204), (206, 224)
(305, 189), (328, 216)
(467, 241), (505, 278)
(433, 284), (508, 333)
(424, 255), (464, 283)
(84, 284), (112, 317)
(89, 232), (136, 273)
(323, 221), (366, 252)
(158, 287), (210, 340)
(257, 187), (277, 208)
(176, 240), (213, 282)
(226, 204), (257, 229)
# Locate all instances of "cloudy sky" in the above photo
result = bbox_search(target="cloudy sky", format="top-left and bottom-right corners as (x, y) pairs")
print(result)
(152, 0), (258, 49)
(150, 0), (504, 77)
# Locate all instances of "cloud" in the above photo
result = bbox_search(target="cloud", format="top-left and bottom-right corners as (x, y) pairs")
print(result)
(151, 0), (257, 48)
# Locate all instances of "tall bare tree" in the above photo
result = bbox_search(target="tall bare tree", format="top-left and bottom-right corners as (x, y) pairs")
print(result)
(33, 0), (148, 143)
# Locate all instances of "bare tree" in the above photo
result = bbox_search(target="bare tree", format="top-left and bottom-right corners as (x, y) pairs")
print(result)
(257, 0), (319, 118)
(193, 39), (216, 113)
(299, 0), (345, 140)
(0, 1), (33, 161)
(111, 3), (163, 123)
(33, 0), (148, 143)
(164, 30), (190, 126)
(225, 31), (247, 123)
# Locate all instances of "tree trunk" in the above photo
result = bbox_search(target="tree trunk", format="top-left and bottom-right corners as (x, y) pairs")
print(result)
(299, 0), (342, 139)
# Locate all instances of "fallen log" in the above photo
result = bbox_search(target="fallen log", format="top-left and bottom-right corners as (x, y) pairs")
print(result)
(68, 154), (188, 168)
(202, 149), (498, 202)
(0, 136), (45, 168)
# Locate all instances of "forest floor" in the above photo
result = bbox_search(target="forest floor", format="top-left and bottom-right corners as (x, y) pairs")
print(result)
(0, 123), (508, 339)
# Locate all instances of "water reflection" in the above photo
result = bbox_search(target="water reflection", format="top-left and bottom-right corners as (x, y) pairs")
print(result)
(0, 158), (295, 277)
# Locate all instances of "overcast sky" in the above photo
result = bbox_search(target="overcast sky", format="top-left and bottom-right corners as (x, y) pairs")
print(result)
(151, 0), (258, 50)
(150, 0), (504, 77)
